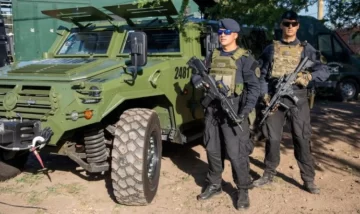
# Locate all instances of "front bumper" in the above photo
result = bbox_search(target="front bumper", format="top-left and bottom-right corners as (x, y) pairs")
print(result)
(0, 120), (42, 150)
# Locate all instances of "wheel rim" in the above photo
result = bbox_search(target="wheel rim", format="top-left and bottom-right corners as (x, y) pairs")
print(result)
(147, 131), (159, 191)
(341, 82), (356, 98)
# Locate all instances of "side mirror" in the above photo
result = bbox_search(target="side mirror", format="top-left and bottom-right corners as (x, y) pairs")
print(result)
(125, 31), (147, 85)
(130, 31), (147, 67)
(205, 32), (219, 57)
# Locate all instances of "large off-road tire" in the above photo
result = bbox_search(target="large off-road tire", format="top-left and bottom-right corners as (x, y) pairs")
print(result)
(0, 151), (29, 181)
(111, 108), (162, 206)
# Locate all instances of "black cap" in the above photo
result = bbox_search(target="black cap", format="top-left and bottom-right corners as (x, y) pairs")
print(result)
(218, 18), (240, 32)
(281, 10), (298, 21)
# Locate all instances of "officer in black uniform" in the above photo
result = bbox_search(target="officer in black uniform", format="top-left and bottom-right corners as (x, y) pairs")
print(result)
(192, 18), (260, 210)
(253, 11), (330, 194)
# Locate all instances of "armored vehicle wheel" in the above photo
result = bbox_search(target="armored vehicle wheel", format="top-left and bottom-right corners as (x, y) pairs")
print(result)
(111, 108), (162, 205)
(0, 151), (29, 181)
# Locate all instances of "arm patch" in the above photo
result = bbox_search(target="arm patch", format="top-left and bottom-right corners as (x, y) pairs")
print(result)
(249, 61), (260, 78)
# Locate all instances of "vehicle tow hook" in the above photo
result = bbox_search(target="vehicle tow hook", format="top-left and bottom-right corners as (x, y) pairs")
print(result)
(30, 136), (51, 181)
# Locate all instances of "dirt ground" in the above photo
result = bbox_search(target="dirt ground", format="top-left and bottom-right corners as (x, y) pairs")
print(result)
(0, 98), (360, 214)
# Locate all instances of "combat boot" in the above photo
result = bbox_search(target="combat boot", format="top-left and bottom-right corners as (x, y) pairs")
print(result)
(303, 181), (320, 194)
(252, 172), (274, 187)
(197, 184), (222, 200)
(236, 189), (250, 210)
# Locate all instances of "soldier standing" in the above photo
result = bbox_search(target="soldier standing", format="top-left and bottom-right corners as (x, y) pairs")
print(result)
(192, 18), (260, 210)
(252, 11), (330, 194)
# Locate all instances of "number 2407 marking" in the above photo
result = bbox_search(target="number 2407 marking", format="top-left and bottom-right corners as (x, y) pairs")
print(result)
(174, 66), (191, 79)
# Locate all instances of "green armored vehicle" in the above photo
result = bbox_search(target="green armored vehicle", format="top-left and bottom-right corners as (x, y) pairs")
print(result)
(0, 1), (223, 205)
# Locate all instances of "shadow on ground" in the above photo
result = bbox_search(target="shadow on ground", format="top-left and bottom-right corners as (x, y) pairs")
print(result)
(257, 98), (360, 177)
(161, 139), (305, 206)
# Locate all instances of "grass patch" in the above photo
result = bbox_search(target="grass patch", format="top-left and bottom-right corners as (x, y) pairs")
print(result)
(45, 183), (84, 195)
(24, 190), (47, 205)
(20, 182), (84, 205)
(0, 186), (21, 195)
(15, 173), (44, 186)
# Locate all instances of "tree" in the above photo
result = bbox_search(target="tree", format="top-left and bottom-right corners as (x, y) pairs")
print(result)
(325, 0), (360, 29)
(202, 0), (317, 31)
(134, 0), (316, 31)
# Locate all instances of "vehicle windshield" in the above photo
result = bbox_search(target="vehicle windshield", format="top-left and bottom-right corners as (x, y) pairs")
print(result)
(121, 29), (180, 54)
(57, 31), (113, 55)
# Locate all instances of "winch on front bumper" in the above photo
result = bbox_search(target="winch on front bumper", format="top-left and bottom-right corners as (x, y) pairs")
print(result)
(0, 120), (53, 151)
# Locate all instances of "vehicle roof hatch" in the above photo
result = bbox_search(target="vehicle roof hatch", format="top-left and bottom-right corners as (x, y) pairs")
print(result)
(41, 6), (113, 28)
(103, 1), (178, 26)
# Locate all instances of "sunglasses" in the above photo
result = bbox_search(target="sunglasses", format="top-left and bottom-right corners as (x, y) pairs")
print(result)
(218, 29), (233, 35)
(282, 21), (299, 27)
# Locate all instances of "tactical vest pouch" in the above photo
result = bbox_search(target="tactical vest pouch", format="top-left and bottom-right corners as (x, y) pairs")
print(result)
(271, 41), (304, 79)
(209, 56), (237, 97)
(210, 48), (247, 97)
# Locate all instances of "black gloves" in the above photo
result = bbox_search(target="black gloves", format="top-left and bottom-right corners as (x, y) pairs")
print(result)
(40, 127), (54, 143)
(191, 74), (204, 89)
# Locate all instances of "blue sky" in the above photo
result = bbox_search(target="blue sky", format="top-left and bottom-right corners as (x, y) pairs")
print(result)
(298, 3), (322, 18)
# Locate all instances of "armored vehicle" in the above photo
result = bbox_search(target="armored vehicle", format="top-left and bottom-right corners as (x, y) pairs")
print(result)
(0, 1), (224, 205)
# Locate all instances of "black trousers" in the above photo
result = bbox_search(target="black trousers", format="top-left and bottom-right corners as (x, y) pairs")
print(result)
(203, 102), (254, 189)
(262, 90), (315, 182)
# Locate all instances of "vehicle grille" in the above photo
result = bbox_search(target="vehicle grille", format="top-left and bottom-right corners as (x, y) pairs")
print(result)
(0, 85), (53, 120)
(0, 84), (16, 116)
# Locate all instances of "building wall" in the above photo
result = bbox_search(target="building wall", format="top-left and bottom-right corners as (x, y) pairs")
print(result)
(337, 27), (360, 54)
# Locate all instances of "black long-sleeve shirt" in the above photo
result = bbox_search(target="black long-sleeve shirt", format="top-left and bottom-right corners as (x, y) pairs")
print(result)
(258, 38), (330, 95)
(206, 47), (260, 115)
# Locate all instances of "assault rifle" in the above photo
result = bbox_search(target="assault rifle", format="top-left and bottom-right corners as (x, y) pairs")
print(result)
(187, 56), (244, 131)
(259, 56), (314, 126)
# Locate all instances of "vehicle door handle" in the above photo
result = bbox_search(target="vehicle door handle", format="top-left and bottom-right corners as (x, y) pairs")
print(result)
(148, 69), (161, 87)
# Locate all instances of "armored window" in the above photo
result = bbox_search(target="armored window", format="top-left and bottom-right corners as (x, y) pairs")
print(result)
(121, 29), (180, 54)
(57, 31), (113, 55)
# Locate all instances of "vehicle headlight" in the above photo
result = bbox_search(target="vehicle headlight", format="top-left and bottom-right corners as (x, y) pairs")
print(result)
(89, 86), (101, 97)
(71, 111), (79, 121)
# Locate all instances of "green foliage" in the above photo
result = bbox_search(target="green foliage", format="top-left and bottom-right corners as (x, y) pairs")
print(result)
(203, 0), (317, 32)
(132, 0), (359, 34)
(133, 0), (204, 42)
(325, 0), (360, 29)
